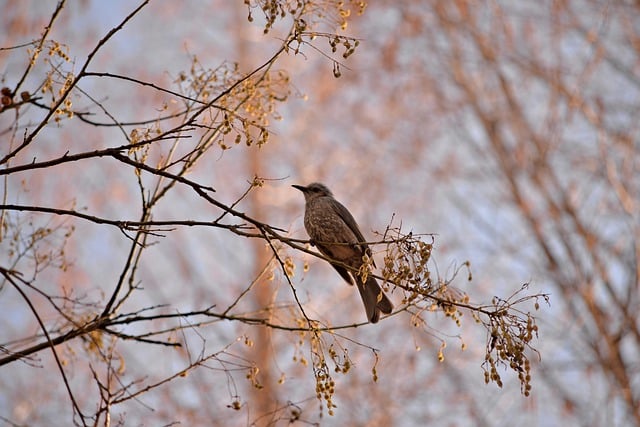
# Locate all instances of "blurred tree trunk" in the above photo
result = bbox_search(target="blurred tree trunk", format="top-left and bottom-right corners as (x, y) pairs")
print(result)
(234, 4), (279, 421)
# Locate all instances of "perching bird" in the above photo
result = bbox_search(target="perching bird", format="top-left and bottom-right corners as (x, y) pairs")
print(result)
(292, 182), (393, 323)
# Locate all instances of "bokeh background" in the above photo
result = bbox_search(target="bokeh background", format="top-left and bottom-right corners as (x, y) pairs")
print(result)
(1, 1), (638, 426)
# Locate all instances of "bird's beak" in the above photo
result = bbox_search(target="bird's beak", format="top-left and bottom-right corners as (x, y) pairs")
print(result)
(291, 184), (306, 192)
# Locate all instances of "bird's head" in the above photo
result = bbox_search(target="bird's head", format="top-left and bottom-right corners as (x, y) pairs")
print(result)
(292, 182), (333, 201)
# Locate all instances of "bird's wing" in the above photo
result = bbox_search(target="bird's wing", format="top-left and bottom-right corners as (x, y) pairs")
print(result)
(331, 200), (376, 266)
(314, 240), (355, 286)
(331, 201), (367, 243)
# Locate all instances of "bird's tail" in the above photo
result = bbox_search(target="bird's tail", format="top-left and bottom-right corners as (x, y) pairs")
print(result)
(357, 275), (393, 323)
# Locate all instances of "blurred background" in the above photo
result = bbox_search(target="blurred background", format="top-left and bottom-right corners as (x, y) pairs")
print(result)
(1, 1), (638, 426)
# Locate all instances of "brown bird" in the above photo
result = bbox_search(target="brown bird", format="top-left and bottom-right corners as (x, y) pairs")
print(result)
(292, 182), (393, 323)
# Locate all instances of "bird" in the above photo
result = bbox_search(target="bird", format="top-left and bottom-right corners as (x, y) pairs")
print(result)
(292, 182), (393, 323)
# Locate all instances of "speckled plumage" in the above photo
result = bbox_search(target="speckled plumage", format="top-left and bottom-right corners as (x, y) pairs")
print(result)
(292, 182), (393, 323)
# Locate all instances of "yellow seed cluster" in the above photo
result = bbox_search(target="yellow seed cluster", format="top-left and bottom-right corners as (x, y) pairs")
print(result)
(47, 40), (70, 61)
(245, 365), (263, 390)
(381, 230), (434, 306)
(284, 256), (296, 278)
(244, 1), (367, 35)
(243, 335), (254, 347)
(292, 326), (353, 417)
(128, 126), (159, 148)
(218, 71), (288, 149)
(174, 57), (286, 151)
(329, 35), (360, 59)
(54, 98), (74, 122)
(482, 306), (539, 396)
(35, 67), (77, 123)
(229, 399), (242, 410)
(437, 341), (446, 362)
(434, 284), (469, 327)
(311, 343), (337, 415)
